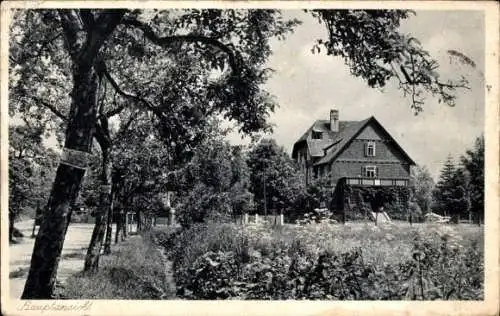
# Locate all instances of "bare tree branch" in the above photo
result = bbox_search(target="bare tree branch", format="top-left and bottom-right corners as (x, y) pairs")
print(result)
(112, 110), (141, 142)
(57, 9), (84, 62)
(94, 119), (111, 150)
(37, 32), (63, 56)
(10, 32), (64, 64)
(59, 10), (125, 66)
(80, 10), (126, 64)
(120, 16), (240, 74)
(95, 59), (164, 119)
(105, 104), (127, 118)
(79, 9), (94, 31)
(31, 96), (68, 121)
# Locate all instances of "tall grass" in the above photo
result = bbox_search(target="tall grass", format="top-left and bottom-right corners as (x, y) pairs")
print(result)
(60, 222), (483, 300)
(61, 232), (175, 299)
(163, 221), (483, 300)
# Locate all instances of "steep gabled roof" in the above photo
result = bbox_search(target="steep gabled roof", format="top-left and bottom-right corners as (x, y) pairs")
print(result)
(313, 118), (371, 165)
(291, 120), (360, 159)
(314, 116), (416, 166)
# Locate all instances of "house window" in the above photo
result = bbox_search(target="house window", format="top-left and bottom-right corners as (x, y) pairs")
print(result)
(312, 131), (323, 140)
(363, 166), (378, 178)
(365, 141), (376, 157)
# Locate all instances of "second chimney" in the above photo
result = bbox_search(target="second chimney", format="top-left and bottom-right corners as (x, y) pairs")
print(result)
(330, 109), (339, 132)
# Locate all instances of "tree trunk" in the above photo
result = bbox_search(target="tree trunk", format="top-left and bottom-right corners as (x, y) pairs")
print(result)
(103, 211), (113, 254)
(83, 201), (107, 271)
(123, 212), (128, 238)
(123, 212), (127, 237)
(115, 209), (122, 244)
(9, 212), (15, 243)
(31, 219), (37, 238)
(84, 145), (112, 271)
(136, 210), (142, 232)
(22, 65), (100, 299)
(103, 188), (114, 254)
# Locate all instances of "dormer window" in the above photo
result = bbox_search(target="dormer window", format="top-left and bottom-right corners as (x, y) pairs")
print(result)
(312, 131), (323, 140)
(365, 141), (376, 157)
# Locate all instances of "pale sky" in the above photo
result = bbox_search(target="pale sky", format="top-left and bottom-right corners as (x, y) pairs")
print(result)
(225, 10), (485, 181)
(15, 9), (485, 181)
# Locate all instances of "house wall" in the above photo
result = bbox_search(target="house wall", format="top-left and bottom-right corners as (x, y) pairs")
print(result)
(337, 139), (406, 162)
(356, 124), (383, 140)
(339, 123), (407, 161)
(328, 122), (411, 185)
(330, 161), (410, 185)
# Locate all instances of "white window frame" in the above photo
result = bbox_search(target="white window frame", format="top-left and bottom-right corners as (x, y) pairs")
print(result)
(365, 141), (376, 157)
(363, 165), (378, 178)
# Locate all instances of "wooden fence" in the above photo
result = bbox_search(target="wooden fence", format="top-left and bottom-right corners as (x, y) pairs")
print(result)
(236, 213), (285, 226)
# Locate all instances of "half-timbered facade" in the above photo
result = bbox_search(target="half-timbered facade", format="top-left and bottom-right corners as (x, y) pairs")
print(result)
(292, 110), (416, 219)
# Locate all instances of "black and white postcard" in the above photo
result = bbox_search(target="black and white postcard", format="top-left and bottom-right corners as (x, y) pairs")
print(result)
(1, 1), (498, 316)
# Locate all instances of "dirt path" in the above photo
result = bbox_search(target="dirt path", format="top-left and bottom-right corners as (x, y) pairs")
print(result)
(8, 220), (98, 299)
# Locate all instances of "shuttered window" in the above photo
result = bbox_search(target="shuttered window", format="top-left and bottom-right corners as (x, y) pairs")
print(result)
(365, 141), (376, 157)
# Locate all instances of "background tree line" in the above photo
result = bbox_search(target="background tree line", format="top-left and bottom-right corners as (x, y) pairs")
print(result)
(432, 135), (484, 224)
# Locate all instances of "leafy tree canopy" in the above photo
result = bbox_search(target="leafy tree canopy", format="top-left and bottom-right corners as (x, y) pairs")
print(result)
(247, 138), (303, 212)
(410, 165), (435, 214)
(460, 136), (484, 221)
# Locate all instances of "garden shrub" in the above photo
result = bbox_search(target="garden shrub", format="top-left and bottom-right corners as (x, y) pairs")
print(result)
(164, 222), (483, 300)
(168, 222), (250, 273)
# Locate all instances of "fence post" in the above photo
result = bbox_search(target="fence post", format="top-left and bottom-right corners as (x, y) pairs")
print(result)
(279, 214), (284, 226)
(125, 212), (129, 233)
(127, 212), (131, 233)
(255, 214), (259, 224)
(243, 213), (249, 225)
(169, 208), (176, 226)
(128, 212), (133, 233)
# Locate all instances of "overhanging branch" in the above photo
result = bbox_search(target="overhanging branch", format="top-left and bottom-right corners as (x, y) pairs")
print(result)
(11, 32), (64, 64)
(104, 103), (126, 118)
(32, 96), (68, 121)
(94, 120), (111, 150)
(112, 109), (141, 142)
(79, 9), (95, 31)
(120, 16), (239, 74)
(95, 59), (164, 119)
(79, 10), (126, 67)
(57, 9), (83, 62)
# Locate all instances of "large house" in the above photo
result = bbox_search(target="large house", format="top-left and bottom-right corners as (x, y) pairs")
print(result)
(292, 109), (416, 218)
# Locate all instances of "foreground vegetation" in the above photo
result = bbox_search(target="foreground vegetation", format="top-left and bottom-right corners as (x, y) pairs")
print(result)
(158, 221), (483, 300)
(60, 221), (483, 300)
(61, 233), (175, 299)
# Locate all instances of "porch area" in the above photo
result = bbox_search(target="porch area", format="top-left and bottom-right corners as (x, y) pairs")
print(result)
(331, 177), (412, 222)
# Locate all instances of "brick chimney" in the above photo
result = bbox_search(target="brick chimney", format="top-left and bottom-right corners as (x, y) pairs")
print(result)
(330, 109), (339, 132)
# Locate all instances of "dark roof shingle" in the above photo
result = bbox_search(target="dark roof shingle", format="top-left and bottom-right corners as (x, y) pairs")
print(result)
(314, 118), (371, 165)
(292, 116), (416, 166)
(292, 119), (362, 158)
